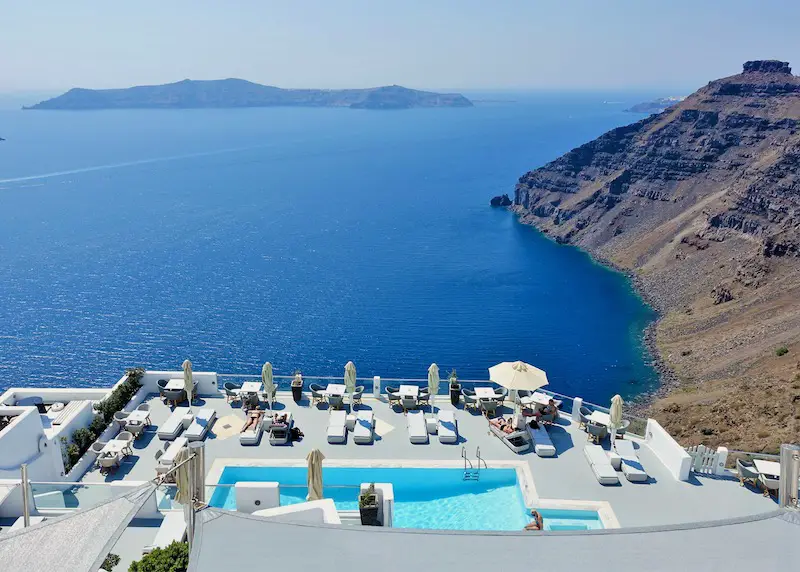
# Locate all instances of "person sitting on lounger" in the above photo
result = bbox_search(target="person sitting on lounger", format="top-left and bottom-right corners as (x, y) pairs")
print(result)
(524, 510), (544, 531)
(271, 413), (288, 426)
(489, 416), (515, 434)
(241, 409), (264, 432)
(534, 399), (558, 423)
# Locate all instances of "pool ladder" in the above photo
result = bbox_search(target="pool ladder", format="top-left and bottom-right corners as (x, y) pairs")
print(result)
(462, 446), (487, 481)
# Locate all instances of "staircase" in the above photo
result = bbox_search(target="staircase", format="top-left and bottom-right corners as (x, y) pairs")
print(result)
(462, 446), (486, 481)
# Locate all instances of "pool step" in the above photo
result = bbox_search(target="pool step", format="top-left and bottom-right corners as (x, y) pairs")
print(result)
(338, 510), (363, 526)
(463, 469), (480, 481)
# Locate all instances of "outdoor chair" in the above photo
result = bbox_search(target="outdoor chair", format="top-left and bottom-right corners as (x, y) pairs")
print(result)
(163, 389), (185, 406)
(480, 398), (498, 416)
(117, 431), (135, 455)
(90, 441), (107, 455)
(99, 453), (121, 473)
(401, 396), (418, 413)
(493, 388), (509, 403)
(157, 379), (169, 400)
(587, 421), (608, 444)
(417, 389), (430, 407)
(387, 390), (401, 408)
(223, 382), (242, 403)
(759, 473), (780, 497)
(351, 386), (364, 409)
(260, 386), (278, 409)
(736, 459), (759, 488)
(136, 403), (151, 424)
(125, 420), (145, 439)
(113, 411), (130, 429)
(615, 419), (630, 437)
(328, 394), (345, 410)
(579, 406), (592, 430)
(461, 390), (479, 411)
(310, 384), (326, 406)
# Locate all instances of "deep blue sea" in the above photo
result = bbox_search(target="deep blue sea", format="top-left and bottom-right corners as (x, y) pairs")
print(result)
(0, 92), (658, 403)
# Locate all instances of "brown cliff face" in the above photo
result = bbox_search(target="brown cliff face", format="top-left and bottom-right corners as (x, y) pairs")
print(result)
(513, 61), (800, 452)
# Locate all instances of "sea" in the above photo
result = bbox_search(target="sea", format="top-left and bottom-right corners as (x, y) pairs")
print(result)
(0, 92), (660, 404)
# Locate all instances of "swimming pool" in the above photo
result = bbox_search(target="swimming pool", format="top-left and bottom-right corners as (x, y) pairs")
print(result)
(209, 466), (603, 531)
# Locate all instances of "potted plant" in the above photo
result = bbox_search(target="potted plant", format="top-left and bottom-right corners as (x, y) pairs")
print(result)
(448, 369), (461, 406)
(359, 483), (380, 526)
(291, 370), (304, 402)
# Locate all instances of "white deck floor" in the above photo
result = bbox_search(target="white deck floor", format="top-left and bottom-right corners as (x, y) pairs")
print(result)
(79, 392), (776, 528)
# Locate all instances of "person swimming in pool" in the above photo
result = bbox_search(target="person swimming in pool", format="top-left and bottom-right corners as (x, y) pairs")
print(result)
(524, 510), (544, 531)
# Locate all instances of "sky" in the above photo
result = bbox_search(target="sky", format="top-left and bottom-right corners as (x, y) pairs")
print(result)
(2, 0), (799, 93)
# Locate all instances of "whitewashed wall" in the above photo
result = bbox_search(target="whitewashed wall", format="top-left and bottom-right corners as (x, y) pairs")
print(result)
(139, 371), (219, 396)
(645, 418), (692, 481)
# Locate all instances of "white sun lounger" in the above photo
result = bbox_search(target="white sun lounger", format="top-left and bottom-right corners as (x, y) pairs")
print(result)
(437, 410), (458, 444)
(613, 438), (649, 482)
(158, 407), (189, 441)
(327, 410), (347, 444)
(185, 408), (216, 441)
(143, 512), (187, 554)
(353, 410), (374, 444)
(269, 412), (293, 445)
(407, 410), (428, 444)
(584, 444), (619, 485)
(528, 423), (556, 457)
(239, 413), (265, 445)
(490, 422), (531, 453)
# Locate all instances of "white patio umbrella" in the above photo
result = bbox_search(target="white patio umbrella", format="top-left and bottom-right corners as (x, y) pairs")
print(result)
(610, 394), (624, 442)
(182, 359), (193, 405)
(306, 449), (325, 501)
(489, 360), (549, 416)
(344, 361), (356, 408)
(262, 362), (275, 410)
(427, 363), (440, 413)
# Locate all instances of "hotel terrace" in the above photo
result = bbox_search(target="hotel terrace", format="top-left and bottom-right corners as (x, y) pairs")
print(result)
(0, 364), (798, 571)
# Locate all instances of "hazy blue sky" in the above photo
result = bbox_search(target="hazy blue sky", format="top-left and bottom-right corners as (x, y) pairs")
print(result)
(3, 0), (799, 92)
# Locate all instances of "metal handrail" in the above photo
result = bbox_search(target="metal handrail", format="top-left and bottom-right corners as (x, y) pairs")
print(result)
(476, 446), (487, 470)
(461, 446), (473, 471)
(206, 483), (360, 490)
(728, 450), (781, 460)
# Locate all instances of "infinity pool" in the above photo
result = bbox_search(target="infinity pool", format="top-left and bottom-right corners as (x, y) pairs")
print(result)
(209, 466), (603, 531)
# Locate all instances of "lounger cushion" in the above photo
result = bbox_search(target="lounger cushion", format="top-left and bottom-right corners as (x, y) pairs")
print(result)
(437, 410), (458, 444)
(269, 412), (294, 445)
(407, 411), (428, 444)
(490, 423), (531, 453)
(327, 410), (347, 444)
(584, 444), (619, 485)
(185, 408), (216, 441)
(353, 410), (374, 444)
(158, 407), (189, 441)
(614, 439), (648, 482)
(528, 424), (556, 457)
(240, 415), (264, 445)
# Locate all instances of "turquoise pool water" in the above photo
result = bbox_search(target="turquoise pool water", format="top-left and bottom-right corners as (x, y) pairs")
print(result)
(209, 466), (602, 531)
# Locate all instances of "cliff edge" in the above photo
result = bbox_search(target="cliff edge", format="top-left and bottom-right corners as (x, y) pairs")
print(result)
(512, 61), (800, 452)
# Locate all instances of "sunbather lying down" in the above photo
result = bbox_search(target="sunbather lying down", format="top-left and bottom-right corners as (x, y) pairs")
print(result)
(241, 409), (264, 432)
(489, 416), (515, 434)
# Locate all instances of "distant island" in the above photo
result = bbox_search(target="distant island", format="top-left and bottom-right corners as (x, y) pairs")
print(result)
(625, 96), (685, 114)
(23, 79), (473, 111)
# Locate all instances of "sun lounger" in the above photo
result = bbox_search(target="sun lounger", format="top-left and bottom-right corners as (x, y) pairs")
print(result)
(489, 422), (531, 453)
(353, 410), (374, 444)
(407, 410), (428, 444)
(437, 410), (458, 444)
(327, 410), (347, 444)
(158, 407), (189, 441)
(185, 408), (216, 441)
(239, 413), (265, 445)
(528, 423), (556, 457)
(584, 444), (619, 485)
(142, 512), (187, 554)
(269, 412), (294, 445)
(10, 516), (45, 531)
(613, 439), (648, 482)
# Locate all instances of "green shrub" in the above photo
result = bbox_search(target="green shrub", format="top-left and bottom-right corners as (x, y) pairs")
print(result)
(775, 346), (789, 357)
(102, 553), (120, 571)
(62, 367), (145, 473)
(128, 541), (189, 572)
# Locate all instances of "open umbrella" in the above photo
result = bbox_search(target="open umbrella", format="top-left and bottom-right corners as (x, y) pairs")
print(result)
(427, 363), (440, 413)
(182, 359), (193, 405)
(262, 362), (275, 410)
(344, 361), (356, 409)
(306, 449), (325, 501)
(489, 360), (548, 415)
(610, 394), (624, 442)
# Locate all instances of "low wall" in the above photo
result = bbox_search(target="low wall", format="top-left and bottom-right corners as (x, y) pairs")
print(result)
(253, 499), (340, 524)
(0, 388), (111, 407)
(645, 418), (691, 481)
(235, 481), (280, 513)
(140, 371), (219, 397)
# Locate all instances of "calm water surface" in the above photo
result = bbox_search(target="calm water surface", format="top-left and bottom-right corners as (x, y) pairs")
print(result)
(0, 93), (657, 402)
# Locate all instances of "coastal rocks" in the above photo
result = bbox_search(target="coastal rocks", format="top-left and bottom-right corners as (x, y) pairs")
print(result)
(490, 194), (512, 207)
(711, 283), (733, 305)
(735, 256), (771, 287)
(742, 60), (792, 74)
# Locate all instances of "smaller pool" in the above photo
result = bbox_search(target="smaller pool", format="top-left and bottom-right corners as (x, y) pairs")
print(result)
(535, 508), (603, 531)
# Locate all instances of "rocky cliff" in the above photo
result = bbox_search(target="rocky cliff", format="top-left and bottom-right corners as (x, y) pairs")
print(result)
(512, 61), (800, 452)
